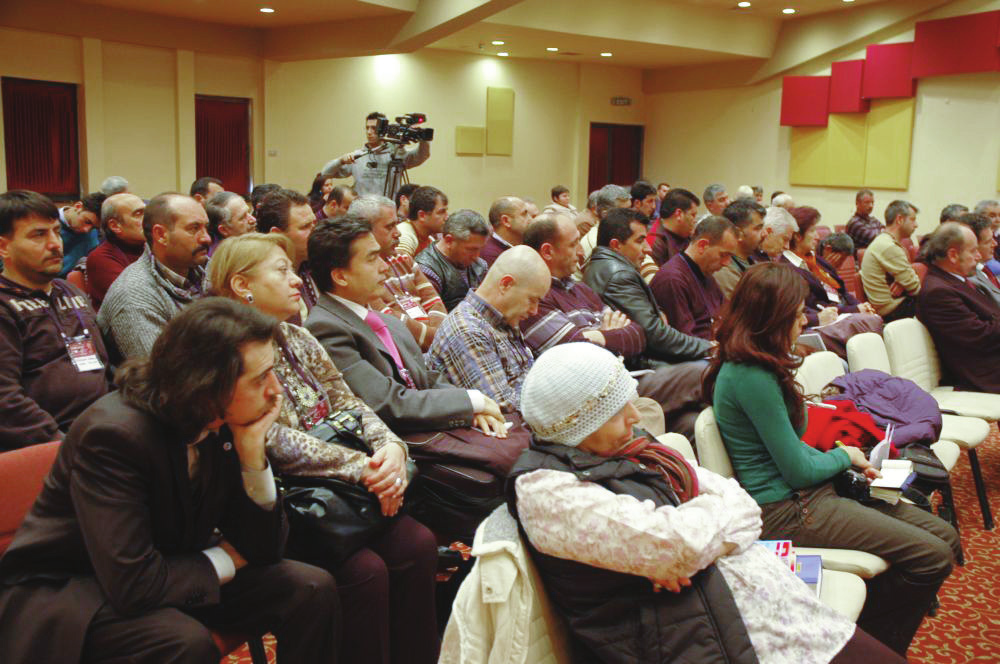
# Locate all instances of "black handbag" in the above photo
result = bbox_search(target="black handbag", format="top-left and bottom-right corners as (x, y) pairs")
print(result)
(280, 410), (411, 567)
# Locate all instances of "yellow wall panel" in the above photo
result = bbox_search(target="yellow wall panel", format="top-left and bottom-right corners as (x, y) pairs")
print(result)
(455, 126), (485, 155)
(863, 98), (915, 190)
(789, 127), (828, 186)
(485, 86), (514, 156)
(825, 113), (867, 188)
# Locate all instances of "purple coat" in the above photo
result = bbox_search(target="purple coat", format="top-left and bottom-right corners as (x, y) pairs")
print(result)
(828, 369), (942, 447)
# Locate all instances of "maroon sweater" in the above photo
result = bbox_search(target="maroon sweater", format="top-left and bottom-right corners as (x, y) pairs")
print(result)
(0, 275), (110, 449)
(85, 235), (144, 308)
(649, 253), (724, 341)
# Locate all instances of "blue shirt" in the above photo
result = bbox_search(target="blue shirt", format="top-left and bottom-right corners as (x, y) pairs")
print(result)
(58, 209), (99, 277)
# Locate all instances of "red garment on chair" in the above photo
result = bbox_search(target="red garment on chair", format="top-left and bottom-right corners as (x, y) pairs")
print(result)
(802, 400), (892, 453)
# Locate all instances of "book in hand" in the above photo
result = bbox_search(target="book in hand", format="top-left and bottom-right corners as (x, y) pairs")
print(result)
(794, 554), (823, 598)
(869, 459), (916, 505)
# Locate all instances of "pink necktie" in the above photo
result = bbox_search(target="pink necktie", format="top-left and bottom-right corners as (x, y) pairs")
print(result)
(364, 310), (415, 387)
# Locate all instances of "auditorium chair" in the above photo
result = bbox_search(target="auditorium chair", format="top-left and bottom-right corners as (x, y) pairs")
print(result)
(694, 406), (888, 594)
(879, 318), (1000, 530)
(0, 442), (269, 664)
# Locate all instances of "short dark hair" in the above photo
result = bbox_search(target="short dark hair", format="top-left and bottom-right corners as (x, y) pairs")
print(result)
(691, 216), (736, 243)
(0, 190), (59, 236)
(550, 185), (569, 200)
(920, 222), (968, 264)
(142, 193), (187, 246)
(660, 188), (700, 219)
(722, 199), (766, 229)
(788, 206), (822, 251)
(256, 189), (309, 234)
(957, 212), (992, 241)
(819, 232), (854, 255)
(408, 186), (446, 221)
(80, 192), (106, 216)
(328, 184), (355, 205)
(884, 199), (917, 226)
(190, 177), (223, 197)
(395, 183), (419, 210)
(770, 190), (784, 202)
(116, 297), (279, 439)
(856, 188), (874, 202)
(250, 183), (281, 213)
(366, 111), (386, 122)
(523, 214), (561, 251)
(630, 181), (656, 203)
(939, 204), (968, 224)
(308, 214), (373, 292)
(597, 207), (646, 247)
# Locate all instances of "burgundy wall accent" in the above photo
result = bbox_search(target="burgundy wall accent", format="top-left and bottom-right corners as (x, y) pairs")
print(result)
(829, 60), (870, 113)
(861, 43), (916, 99)
(911, 10), (1000, 78)
(780, 76), (831, 127)
(195, 96), (251, 196)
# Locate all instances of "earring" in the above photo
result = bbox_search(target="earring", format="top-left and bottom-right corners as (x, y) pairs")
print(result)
(245, 293), (254, 304)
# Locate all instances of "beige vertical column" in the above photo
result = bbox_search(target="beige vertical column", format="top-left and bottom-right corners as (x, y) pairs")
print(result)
(175, 49), (196, 192)
(80, 37), (105, 193)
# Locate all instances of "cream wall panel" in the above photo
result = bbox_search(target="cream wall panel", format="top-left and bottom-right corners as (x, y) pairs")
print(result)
(102, 42), (178, 197)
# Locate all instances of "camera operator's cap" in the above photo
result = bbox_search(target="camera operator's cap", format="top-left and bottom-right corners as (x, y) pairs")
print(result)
(520, 343), (637, 447)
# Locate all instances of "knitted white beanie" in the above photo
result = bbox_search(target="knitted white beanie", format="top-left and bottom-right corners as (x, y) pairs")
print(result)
(520, 342), (638, 447)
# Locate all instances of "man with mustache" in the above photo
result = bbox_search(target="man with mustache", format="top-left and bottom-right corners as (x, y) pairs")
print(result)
(98, 193), (211, 360)
(0, 190), (110, 450)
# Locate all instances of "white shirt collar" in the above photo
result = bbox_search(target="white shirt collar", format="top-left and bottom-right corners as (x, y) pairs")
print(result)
(332, 293), (369, 320)
(782, 250), (805, 268)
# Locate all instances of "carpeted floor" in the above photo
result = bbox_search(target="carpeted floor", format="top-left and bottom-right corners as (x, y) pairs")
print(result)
(226, 428), (1000, 664)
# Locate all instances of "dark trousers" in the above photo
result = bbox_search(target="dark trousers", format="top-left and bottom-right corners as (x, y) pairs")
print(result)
(81, 559), (339, 664)
(830, 627), (907, 664)
(637, 360), (708, 440)
(760, 482), (959, 655)
(882, 296), (917, 323)
(333, 515), (439, 664)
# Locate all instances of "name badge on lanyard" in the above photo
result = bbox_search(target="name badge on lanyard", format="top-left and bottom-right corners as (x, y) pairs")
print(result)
(396, 294), (428, 321)
(66, 332), (104, 372)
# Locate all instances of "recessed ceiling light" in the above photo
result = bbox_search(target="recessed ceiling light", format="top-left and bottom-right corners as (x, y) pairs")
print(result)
(491, 40), (505, 45)
(782, 7), (796, 14)
(600, 52), (613, 57)
(546, 47), (559, 52)
(843, 0), (855, 2)
(738, 1), (751, 7)
(497, 52), (509, 57)
(259, 7), (274, 12)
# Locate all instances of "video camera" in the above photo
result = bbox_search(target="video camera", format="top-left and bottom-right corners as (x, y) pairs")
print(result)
(374, 113), (434, 145)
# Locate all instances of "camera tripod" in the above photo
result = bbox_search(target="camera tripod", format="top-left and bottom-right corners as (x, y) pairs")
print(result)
(383, 142), (410, 198)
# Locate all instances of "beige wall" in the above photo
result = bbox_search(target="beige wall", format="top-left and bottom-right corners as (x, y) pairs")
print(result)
(643, 3), (1000, 235)
(263, 50), (647, 214)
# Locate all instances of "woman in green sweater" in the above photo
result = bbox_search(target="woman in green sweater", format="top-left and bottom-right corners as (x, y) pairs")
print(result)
(704, 262), (959, 657)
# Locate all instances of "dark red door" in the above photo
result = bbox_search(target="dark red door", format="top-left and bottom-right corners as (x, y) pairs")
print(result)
(195, 95), (251, 195)
(588, 123), (644, 193)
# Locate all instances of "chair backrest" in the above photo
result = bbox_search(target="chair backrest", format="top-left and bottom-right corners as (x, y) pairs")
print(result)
(65, 269), (87, 293)
(913, 262), (929, 284)
(794, 351), (846, 397)
(846, 332), (892, 374)
(0, 442), (60, 555)
(882, 318), (941, 391)
(900, 236), (918, 262)
(693, 407), (734, 478)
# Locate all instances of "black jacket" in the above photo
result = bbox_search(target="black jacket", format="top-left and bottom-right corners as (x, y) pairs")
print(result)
(507, 442), (758, 664)
(414, 244), (488, 311)
(584, 247), (711, 363)
(0, 392), (288, 663)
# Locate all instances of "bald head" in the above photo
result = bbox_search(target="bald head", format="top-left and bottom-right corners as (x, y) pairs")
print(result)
(477, 245), (551, 326)
(101, 193), (146, 245)
(488, 196), (530, 245)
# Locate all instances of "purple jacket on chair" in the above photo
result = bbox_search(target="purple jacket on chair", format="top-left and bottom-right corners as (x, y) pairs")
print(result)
(827, 369), (942, 447)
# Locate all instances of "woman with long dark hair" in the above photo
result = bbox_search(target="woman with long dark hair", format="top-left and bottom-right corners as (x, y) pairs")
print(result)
(308, 173), (335, 212)
(209, 232), (439, 664)
(704, 262), (959, 656)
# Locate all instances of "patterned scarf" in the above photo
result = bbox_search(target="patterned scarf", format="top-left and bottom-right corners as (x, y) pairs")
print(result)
(618, 434), (700, 503)
(804, 253), (842, 294)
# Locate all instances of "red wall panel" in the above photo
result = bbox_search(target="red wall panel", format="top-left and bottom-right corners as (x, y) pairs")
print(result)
(911, 10), (1000, 78)
(780, 76), (831, 127)
(862, 43), (916, 99)
(829, 60), (869, 113)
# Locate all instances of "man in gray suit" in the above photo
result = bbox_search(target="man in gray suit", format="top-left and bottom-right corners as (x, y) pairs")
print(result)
(304, 214), (507, 436)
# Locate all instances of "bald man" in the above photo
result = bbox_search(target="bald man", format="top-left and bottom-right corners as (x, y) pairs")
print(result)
(86, 193), (146, 307)
(426, 246), (550, 411)
(481, 196), (531, 267)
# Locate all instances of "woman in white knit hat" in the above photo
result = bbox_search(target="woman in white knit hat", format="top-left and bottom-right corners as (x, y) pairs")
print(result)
(508, 342), (904, 664)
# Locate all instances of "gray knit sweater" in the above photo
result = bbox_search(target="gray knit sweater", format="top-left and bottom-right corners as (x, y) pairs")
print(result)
(97, 246), (206, 360)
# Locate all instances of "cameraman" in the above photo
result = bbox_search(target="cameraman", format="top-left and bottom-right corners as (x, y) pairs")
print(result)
(322, 111), (431, 198)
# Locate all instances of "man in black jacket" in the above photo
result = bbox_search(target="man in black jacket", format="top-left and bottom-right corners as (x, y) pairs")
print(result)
(0, 298), (338, 664)
(584, 207), (711, 436)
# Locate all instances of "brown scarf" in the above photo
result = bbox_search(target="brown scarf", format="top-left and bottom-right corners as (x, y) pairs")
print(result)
(618, 434), (699, 503)
(804, 253), (843, 295)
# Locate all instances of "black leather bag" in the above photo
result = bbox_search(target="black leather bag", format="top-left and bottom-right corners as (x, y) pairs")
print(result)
(281, 410), (405, 566)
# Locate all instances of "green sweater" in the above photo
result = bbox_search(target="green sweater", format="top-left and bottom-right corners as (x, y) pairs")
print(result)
(712, 362), (851, 505)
